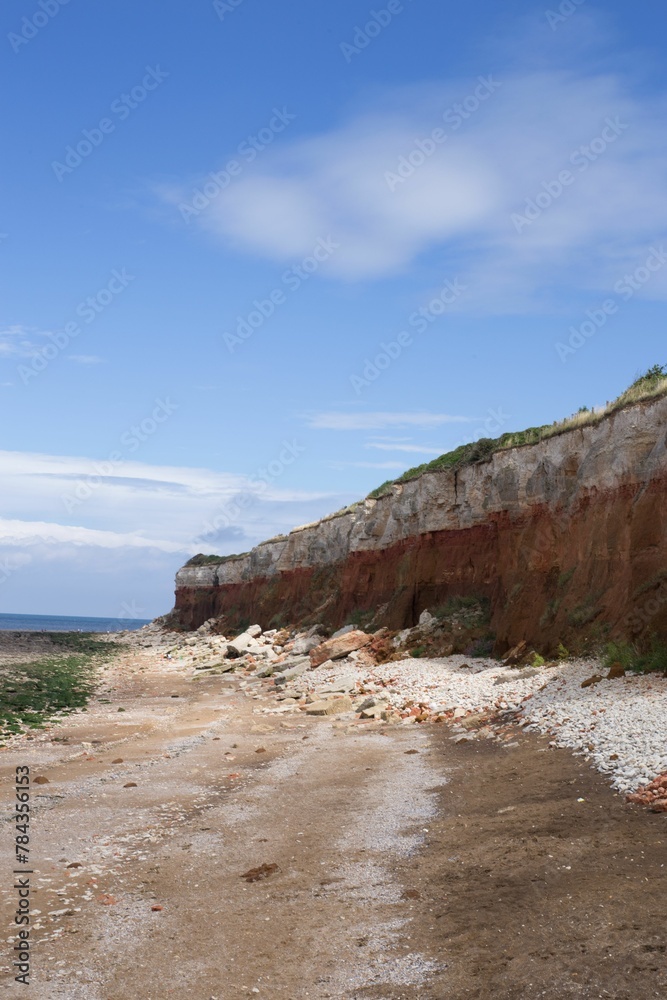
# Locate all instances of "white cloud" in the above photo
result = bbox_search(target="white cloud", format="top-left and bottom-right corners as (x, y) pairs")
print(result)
(0, 449), (343, 554)
(0, 448), (357, 615)
(0, 325), (41, 358)
(166, 60), (667, 308)
(0, 518), (187, 554)
(308, 411), (470, 430)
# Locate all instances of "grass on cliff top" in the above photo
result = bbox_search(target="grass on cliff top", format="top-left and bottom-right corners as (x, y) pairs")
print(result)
(368, 365), (667, 499)
(0, 634), (121, 740)
(184, 552), (246, 568)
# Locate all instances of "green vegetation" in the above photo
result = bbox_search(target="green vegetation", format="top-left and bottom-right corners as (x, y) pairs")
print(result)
(48, 632), (121, 656)
(556, 642), (570, 660)
(347, 608), (375, 629)
(0, 656), (97, 738)
(539, 598), (561, 627)
(568, 599), (600, 627)
(409, 645), (427, 658)
(184, 553), (245, 567)
(633, 569), (667, 600)
(433, 595), (492, 625)
(0, 633), (120, 740)
(466, 636), (495, 658)
(530, 652), (546, 668)
(557, 568), (576, 590)
(367, 366), (667, 499)
(604, 638), (667, 675)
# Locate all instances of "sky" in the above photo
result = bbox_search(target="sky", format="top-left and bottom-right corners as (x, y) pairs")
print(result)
(1, 0), (667, 618)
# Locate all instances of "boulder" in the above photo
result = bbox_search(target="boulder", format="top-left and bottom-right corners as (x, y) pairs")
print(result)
(246, 625), (262, 638)
(227, 632), (264, 656)
(292, 635), (322, 655)
(606, 661), (626, 679)
(331, 624), (356, 639)
(318, 674), (356, 694)
(503, 640), (528, 666)
(306, 696), (353, 716)
(274, 658), (310, 682)
(360, 704), (385, 720)
(309, 630), (372, 668)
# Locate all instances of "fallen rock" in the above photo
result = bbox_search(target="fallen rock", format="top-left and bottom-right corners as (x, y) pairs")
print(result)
(461, 712), (490, 730)
(627, 772), (667, 811)
(33, 776), (50, 785)
(360, 704), (385, 720)
(246, 625), (262, 638)
(317, 674), (356, 694)
(310, 630), (371, 668)
(581, 674), (603, 688)
(503, 640), (528, 666)
(227, 632), (264, 656)
(606, 661), (626, 679)
(306, 696), (354, 716)
(241, 863), (280, 882)
(292, 635), (322, 655)
(275, 658), (310, 682)
(331, 624), (357, 639)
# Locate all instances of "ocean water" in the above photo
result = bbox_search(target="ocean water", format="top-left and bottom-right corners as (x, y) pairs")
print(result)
(0, 612), (152, 633)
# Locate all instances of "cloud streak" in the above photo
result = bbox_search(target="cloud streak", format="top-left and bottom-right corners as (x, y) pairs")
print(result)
(308, 411), (470, 430)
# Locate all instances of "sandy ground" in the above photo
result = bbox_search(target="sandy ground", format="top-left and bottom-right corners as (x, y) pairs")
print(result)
(1, 634), (666, 999)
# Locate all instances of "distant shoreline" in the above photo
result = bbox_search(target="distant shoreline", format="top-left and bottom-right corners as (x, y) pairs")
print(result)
(0, 612), (152, 633)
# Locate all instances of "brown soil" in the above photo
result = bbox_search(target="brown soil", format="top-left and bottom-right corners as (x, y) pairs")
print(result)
(0, 639), (665, 998)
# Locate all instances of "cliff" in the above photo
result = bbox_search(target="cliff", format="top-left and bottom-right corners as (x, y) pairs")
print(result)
(173, 389), (667, 653)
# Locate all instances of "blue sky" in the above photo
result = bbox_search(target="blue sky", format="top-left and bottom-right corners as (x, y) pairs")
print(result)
(1, 0), (666, 617)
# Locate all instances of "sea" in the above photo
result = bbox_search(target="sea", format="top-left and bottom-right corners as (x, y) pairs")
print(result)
(0, 613), (152, 633)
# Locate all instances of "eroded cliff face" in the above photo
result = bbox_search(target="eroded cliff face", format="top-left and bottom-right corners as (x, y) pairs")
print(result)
(174, 396), (667, 652)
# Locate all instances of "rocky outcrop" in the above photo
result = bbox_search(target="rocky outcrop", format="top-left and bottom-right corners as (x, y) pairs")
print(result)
(173, 395), (667, 652)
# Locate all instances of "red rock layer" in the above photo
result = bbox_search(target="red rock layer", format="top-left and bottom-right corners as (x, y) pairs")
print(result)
(174, 474), (667, 653)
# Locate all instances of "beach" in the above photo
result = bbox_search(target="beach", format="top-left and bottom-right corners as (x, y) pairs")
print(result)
(0, 626), (666, 998)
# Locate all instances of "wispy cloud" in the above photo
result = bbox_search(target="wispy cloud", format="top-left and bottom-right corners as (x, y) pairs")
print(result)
(0, 325), (40, 358)
(365, 442), (444, 454)
(308, 411), (470, 430)
(0, 449), (346, 557)
(0, 518), (187, 554)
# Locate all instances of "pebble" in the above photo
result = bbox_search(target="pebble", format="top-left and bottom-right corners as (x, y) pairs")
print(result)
(293, 654), (667, 793)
